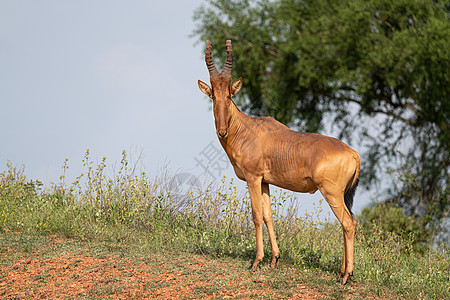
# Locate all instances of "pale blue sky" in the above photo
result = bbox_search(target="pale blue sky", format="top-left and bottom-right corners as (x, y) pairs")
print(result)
(0, 1), (370, 217)
(1, 1), (211, 178)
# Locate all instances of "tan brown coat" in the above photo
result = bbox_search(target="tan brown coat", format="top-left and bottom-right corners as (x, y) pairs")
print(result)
(198, 41), (360, 284)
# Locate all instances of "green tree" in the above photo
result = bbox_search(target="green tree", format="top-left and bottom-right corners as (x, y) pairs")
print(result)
(193, 0), (449, 241)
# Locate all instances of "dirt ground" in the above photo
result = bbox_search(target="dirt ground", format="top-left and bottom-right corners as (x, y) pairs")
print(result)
(0, 234), (327, 299)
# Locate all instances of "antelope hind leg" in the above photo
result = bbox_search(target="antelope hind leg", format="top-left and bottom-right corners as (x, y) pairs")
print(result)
(320, 190), (356, 285)
(338, 231), (347, 279)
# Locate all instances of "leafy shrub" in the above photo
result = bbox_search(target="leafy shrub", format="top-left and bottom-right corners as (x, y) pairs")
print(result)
(358, 202), (430, 252)
(0, 153), (448, 299)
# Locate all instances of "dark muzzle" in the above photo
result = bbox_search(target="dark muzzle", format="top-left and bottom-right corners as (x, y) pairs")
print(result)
(218, 130), (228, 138)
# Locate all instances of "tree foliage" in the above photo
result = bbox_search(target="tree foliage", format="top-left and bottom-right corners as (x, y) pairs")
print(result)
(193, 0), (449, 238)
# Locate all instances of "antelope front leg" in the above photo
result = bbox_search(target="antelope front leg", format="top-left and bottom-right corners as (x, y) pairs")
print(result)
(247, 179), (264, 270)
(261, 183), (280, 268)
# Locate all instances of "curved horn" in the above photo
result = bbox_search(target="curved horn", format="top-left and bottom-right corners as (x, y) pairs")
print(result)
(205, 41), (220, 80)
(221, 40), (233, 78)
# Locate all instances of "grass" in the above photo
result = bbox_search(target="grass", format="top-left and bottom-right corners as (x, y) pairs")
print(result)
(0, 150), (449, 299)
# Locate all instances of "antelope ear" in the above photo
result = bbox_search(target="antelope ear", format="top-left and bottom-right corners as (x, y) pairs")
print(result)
(231, 77), (243, 97)
(198, 80), (213, 98)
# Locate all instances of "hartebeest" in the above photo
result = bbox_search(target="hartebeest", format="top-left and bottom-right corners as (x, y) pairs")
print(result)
(198, 40), (360, 284)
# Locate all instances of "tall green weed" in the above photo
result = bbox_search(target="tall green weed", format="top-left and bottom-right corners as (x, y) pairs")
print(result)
(0, 152), (448, 299)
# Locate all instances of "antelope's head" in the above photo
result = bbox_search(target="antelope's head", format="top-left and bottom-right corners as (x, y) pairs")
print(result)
(198, 40), (242, 139)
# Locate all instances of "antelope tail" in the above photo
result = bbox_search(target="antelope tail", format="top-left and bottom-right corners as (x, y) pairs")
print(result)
(344, 153), (361, 218)
(344, 178), (359, 218)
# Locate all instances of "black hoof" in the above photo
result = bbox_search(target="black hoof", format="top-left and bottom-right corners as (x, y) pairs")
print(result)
(248, 259), (263, 271)
(270, 255), (281, 268)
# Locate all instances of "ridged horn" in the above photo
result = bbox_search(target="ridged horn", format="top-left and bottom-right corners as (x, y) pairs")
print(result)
(221, 40), (233, 78)
(205, 41), (220, 80)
